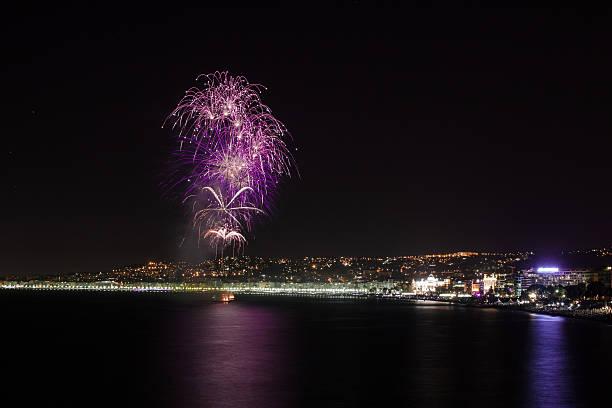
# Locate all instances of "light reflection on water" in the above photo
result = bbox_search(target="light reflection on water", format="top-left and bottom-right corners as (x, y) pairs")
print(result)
(5, 292), (609, 408)
(172, 303), (295, 408)
(527, 314), (576, 408)
(160, 300), (612, 408)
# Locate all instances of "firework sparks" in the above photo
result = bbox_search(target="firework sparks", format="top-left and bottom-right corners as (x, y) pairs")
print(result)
(188, 186), (265, 233)
(164, 71), (296, 251)
(204, 227), (246, 255)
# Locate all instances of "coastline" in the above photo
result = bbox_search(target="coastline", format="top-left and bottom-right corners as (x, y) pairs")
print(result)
(235, 292), (612, 324)
(491, 304), (612, 325)
(3, 287), (610, 324)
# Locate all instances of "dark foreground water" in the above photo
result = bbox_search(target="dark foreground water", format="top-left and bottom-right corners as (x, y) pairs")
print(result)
(1, 292), (610, 408)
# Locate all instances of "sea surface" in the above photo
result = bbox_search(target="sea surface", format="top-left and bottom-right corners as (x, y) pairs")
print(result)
(1, 291), (610, 408)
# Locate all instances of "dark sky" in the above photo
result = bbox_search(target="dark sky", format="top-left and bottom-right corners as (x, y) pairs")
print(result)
(2, 3), (611, 275)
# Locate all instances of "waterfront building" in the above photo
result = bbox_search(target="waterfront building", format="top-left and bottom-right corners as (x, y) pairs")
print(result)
(514, 270), (534, 296)
(452, 280), (467, 293)
(471, 281), (480, 294)
(482, 274), (497, 293)
(412, 274), (447, 294)
(525, 268), (595, 287)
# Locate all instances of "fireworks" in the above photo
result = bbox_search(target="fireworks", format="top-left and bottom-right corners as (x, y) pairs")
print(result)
(164, 71), (295, 252)
(203, 227), (246, 255)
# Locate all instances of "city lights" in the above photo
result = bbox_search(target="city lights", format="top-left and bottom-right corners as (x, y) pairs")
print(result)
(537, 267), (559, 273)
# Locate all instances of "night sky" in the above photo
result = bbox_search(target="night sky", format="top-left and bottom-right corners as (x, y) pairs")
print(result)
(2, 3), (611, 275)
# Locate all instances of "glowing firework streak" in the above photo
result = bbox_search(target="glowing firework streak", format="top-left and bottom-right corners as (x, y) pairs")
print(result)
(204, 227), (245, 246)
(188, 186), (265, 231)
(166, 72), (283, 146)
(164, 71), (296, 251)
(203, 226), (246, 256)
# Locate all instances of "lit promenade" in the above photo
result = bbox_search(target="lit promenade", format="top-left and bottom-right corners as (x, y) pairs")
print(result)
(0, 280), (485, 299)
(0, 280), (377, 296)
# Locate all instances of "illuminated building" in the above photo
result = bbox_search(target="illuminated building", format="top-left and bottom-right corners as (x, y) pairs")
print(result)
(471, 282), (480, 294)
(482, 274), (497, 293)
(452, 281), (467, 293)
(526, 268), (595, 287)
(514, 270), (533, 296)
(413, 274), (446, 294)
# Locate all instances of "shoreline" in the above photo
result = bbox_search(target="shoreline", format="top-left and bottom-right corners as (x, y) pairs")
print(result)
(236, 293), (612, 324)
(492, 304), (612, 325)
(3, 287), (611, 324)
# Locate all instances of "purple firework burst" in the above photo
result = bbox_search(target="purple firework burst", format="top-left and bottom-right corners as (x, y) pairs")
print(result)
(164, 71), (296, 251)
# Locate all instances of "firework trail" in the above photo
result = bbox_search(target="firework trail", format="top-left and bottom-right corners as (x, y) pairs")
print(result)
(164, 71), (296, 252)
(188, 186), (265, 234)
(204, 227), (246, 256)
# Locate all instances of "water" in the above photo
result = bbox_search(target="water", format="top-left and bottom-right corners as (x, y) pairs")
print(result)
(1, 292), (610, 407)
